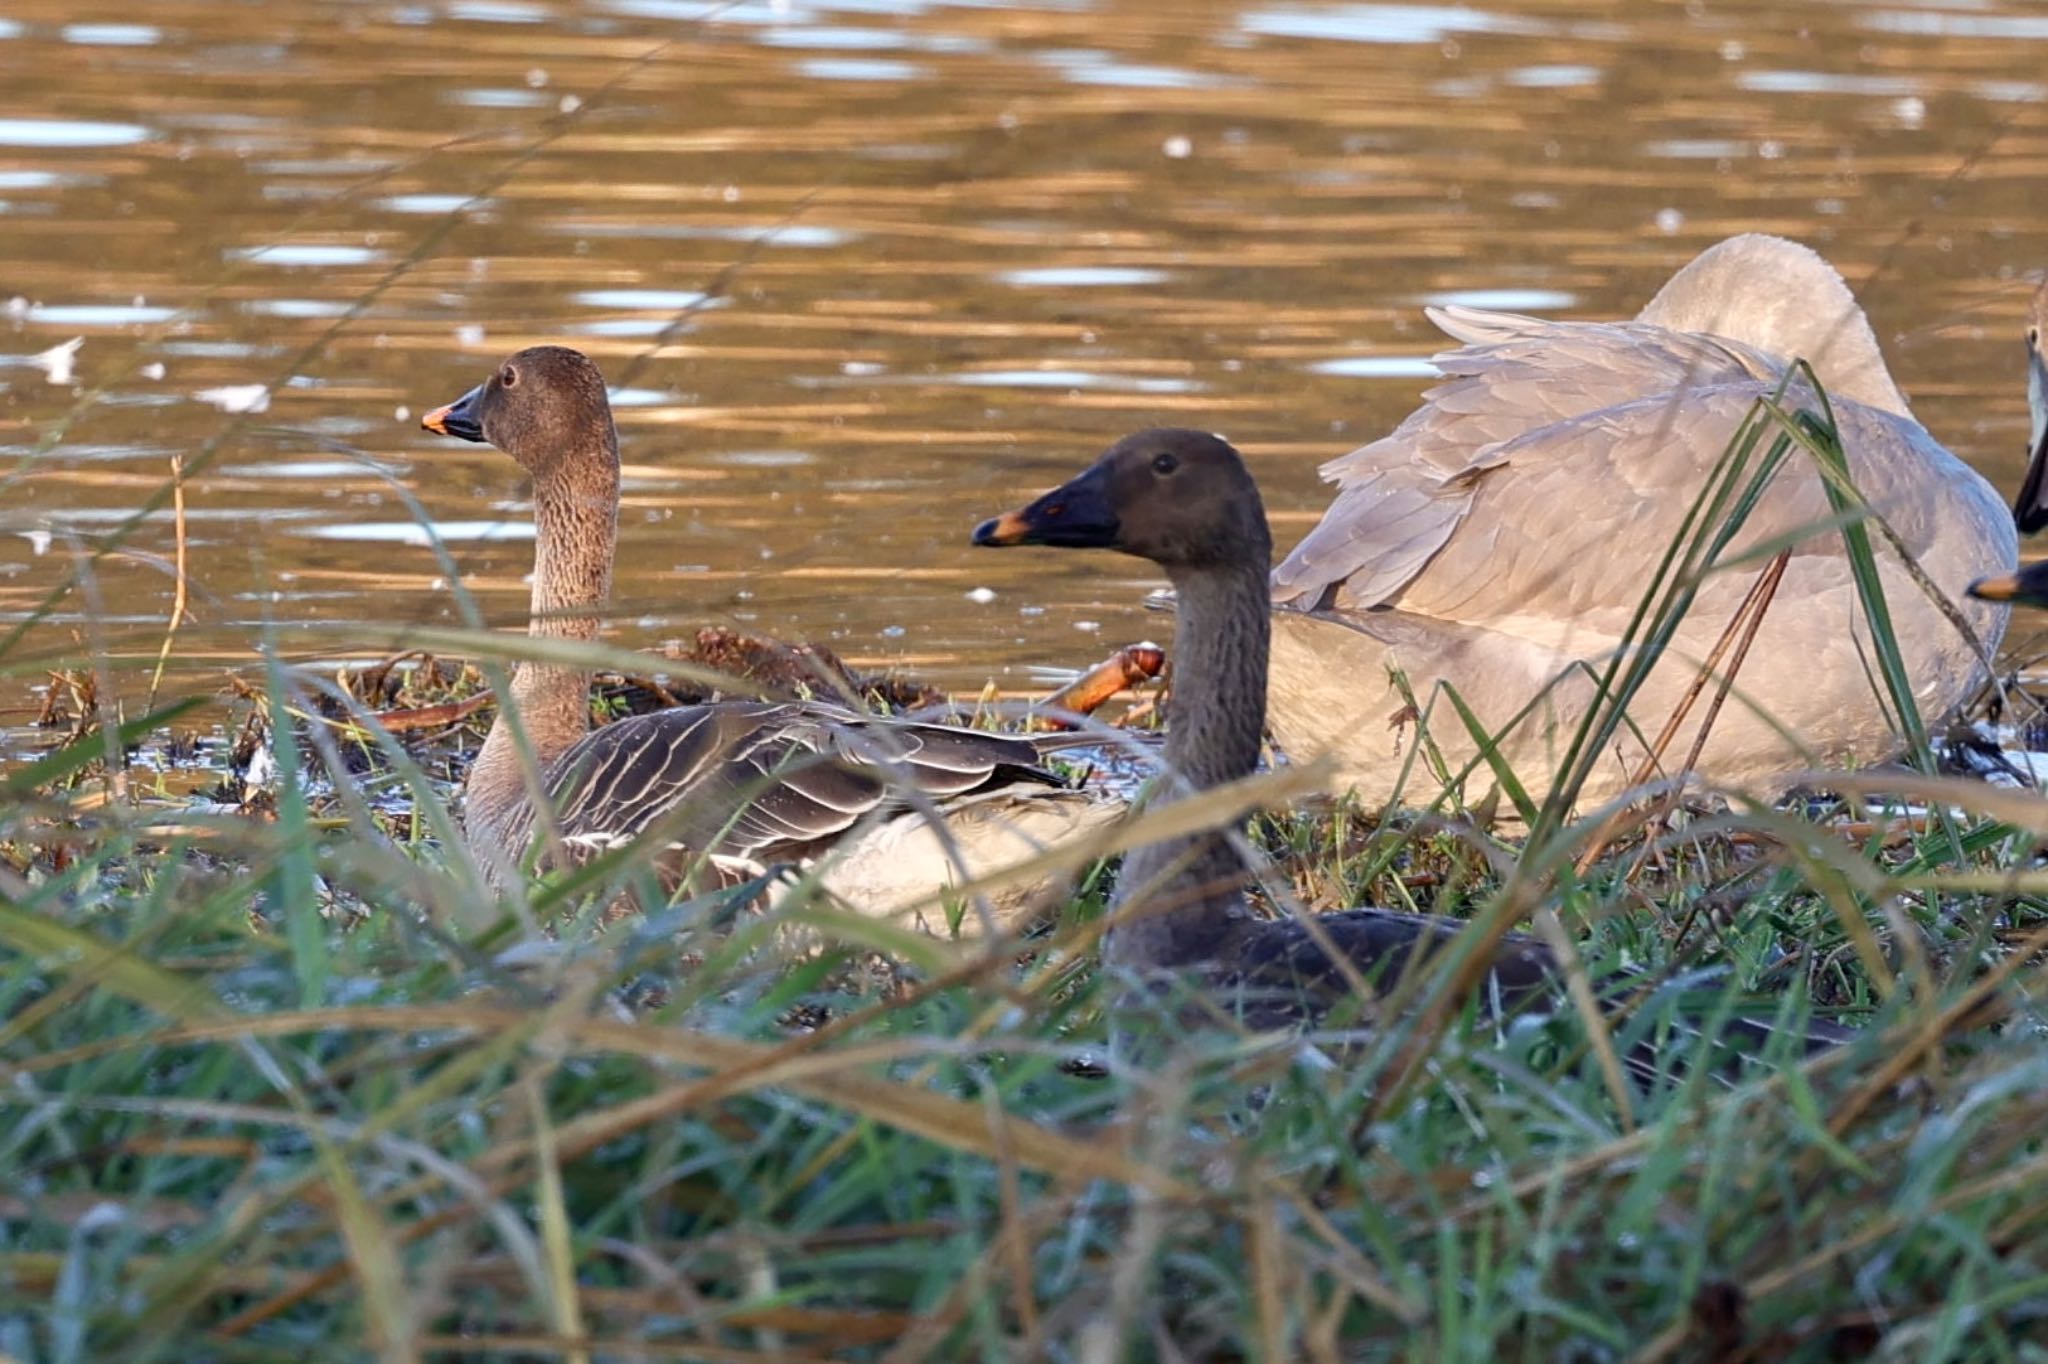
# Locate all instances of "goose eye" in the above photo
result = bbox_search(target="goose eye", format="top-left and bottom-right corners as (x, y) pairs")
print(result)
(2030, 327), (2041, 349)
(500, 366), (519, 388)
(1151, 452), (1180, 475)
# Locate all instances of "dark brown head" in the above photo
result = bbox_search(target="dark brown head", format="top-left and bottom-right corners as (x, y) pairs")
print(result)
(972, 428), (1271, 571)
(421, 345), (618, 483)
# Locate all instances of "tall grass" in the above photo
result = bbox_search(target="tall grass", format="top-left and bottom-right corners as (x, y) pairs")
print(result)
(3, 162), (2046, 1359)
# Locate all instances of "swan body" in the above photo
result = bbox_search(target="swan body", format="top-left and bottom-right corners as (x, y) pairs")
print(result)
(1266, 235), (2014, 808)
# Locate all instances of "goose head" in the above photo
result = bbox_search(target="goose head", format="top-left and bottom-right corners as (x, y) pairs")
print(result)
(2011, 278), (2048, 532)
(421, 344), (618, 482)
(972, 427), (1271, 571)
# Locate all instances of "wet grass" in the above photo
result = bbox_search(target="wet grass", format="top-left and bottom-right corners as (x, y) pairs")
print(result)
(4, 408), (2048, 1362)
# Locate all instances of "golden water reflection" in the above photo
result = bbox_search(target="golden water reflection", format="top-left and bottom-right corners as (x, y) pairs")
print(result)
(2, 0), (2046, 743)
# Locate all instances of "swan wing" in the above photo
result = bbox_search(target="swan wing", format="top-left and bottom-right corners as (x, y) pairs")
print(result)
(1271, 311), (1783, 613)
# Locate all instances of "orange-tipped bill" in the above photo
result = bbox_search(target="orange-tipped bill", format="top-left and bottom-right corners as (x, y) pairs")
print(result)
(1967, 565), (2048, 608)
(973, 508), (1038, 547)
(421, 383), (485, 442)
(972, 462), (1119, 550)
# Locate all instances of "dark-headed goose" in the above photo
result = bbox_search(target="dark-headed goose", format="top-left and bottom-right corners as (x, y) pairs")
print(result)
(976, 429), (1852, 1059)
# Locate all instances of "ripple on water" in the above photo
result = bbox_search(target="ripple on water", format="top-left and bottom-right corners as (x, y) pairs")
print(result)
(219, 459), (404, 481)
(799, 58), (924, 81)
(1506, 64), (1600, 88)
(547, 222), (855, 247)
(1736, 70), (1926, 97)
(26, 303), (178, 326)
(447, 0), (552, 21)
(443, 88), (554, 109)
(0, 442), (175, 464)
(943, 369), (1202, 394)
(717, 450), (817, 468)
(61, 23), (161, 45)
(0, 117), (154, 148)
(1240, 3), (1548, 45)
(1419, 288), (1577, 310)
(607, 387), (680, 409)
(380, 193), (478, 214)
(1641, 139), (1747, 159)
(1859, 10), (2048, 40)
(758, 25), (911, 50)
(998, 267), (1172, 288)
(1033, 49), (1237, 89)
(1308, 356), (1443, 379)
(241, 299), (352, 318)
(594, 0), (814, 23)
(226, 244), (382, 267)
(302, 520), (535, 546)
(0, 171), (98, 189)
(576, 289), (714, 311)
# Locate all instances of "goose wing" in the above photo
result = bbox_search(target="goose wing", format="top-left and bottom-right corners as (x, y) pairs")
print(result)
(1271, 309), (1785, 615)
(543, 701), (1068, 874)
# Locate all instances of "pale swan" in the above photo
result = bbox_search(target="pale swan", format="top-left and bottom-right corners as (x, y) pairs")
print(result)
(1265, 234), (2013, 809)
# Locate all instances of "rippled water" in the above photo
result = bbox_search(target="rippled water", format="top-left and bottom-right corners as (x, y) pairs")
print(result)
(3, 0), (2046, 745)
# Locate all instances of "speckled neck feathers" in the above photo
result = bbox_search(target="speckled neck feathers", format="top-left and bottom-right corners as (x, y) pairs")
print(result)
(464, 436), (621, 853)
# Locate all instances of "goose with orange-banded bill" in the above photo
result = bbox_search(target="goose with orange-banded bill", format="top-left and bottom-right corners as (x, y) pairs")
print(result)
(976, 428), (1854, 1065)
(420, 345), (1123, 935)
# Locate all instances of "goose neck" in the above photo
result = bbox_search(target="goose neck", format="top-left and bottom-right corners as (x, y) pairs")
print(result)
(465, 453), (620, 838)
(1160, 559), (1271, 792)
(1106, 559), (1270, 972)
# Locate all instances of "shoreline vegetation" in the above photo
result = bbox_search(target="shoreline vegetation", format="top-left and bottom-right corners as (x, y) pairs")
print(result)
(4, 389), (2046, 1359)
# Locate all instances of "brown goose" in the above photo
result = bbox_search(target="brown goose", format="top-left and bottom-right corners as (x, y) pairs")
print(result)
(421, 345), (1120, 934)
(1263, 234), (2013, 810)
(975, 429), (1852, 1057)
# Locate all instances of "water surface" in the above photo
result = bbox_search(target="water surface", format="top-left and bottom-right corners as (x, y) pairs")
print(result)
(2, 0), (2045, 747)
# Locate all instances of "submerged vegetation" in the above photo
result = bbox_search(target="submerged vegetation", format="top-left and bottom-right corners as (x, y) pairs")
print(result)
(2, 353), (2046, 1362)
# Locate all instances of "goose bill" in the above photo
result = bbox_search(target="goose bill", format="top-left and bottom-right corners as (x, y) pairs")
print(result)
(421, 383), (486, 442)
(972, 465), (1119, 549)
(1967, 570), (2034, 605)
